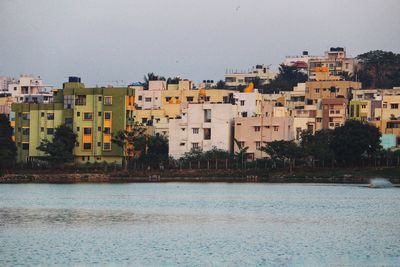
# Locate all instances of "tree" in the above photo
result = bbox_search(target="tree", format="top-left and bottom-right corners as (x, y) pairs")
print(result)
(356, 50), (400, 88)
(0, 114), (17, 170)
(260, 140), (303, 173)
(265, 64), (308, 92)
(143, 73), (166, 89)
(301, 129), (334, 167)
(37, 124), (77, 166)
(215, 80), (227, 89)
(331, 120), (381, 166)
(234, 138), (249, 166)
(112, 122), (146, 169)
(167, 76), (181, 85)
(140, 133), (169, 165)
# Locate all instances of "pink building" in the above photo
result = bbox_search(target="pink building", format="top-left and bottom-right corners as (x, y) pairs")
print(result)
(234, 103), (294, 160)
(135, 81), (166, 110)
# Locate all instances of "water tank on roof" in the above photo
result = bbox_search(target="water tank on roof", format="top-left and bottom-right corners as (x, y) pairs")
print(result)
(302, 51), (308, 56)
(68, 76), (81, 83)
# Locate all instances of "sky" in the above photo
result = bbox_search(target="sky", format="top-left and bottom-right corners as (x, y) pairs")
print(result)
(1, 0), (399, 87)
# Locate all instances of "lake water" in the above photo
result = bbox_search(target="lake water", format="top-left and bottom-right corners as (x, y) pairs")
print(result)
(0, 183), (399, 266)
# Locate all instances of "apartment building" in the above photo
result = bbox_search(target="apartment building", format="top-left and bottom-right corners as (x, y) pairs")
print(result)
(12, 77), (135, 164)
(12, 89), (65, 163)
(318, 98), (348, 130)
(308, 47), (356, 81)
(234, 103), (294, 160)
(224, 64), (275, 88)
(305, 80), (361, 105)
(169, 103), (238, 159)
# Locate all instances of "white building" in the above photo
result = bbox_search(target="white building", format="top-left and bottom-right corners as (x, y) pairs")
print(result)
(169, 103), (238, 159)
(233, 90), (263, 117)
(224, 64), (275, 88)
(7, 75), (53, 103)
(134, 80), (166, 110)
(0, 76), (15, 92)
(283, 51), (326, 67)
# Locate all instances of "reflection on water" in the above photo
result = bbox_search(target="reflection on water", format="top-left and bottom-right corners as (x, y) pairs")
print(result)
(0, 183), (399, 266)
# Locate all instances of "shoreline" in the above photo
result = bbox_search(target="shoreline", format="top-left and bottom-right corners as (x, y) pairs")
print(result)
(1, 167), (399, 184)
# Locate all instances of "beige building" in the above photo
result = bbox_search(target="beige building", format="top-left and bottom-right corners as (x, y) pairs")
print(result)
(305, 80), (361, 105)
(308, 47), (356, 81)
(224, 64), (275, 88)
(234, 103), (294, 160)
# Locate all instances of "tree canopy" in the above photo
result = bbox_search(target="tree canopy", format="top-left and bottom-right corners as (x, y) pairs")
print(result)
(0, 115), (17, 169)
(265, 64), (308, 92)
(37, 124), (77, 165)
(331, 120), (381, 166)
(356, 50), (400, 88)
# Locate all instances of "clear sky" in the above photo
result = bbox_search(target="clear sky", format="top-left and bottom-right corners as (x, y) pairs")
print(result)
(1, 0), (399, 87)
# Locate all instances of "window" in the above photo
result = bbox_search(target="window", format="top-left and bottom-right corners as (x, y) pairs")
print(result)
(142, 118), (148, 124)
(383, 103), (387, 108)
(76, 142), (79, 147)
(186, 96), (194, 102)
(240, 100), (245, 106)
(254, 126), (261, 132)
(104, 127), (111, 134)
(192, 143), (199, 149)
(46, 113), (54, 120)
(104, 112), (111, 120)
(83, 128), (92, 135)
(204, 128), (211, 140)
(103, 143), (111, 150)
(77, 112), (80, 117)
(47, 128), (54, 135)
(241, 112), (247, 117)
(145, 97), (152, 102)
(41, 112), (45, 117)
(22, 113), (30, 120)
(316, 118), (322, 123)
(165, 97), (171, 102)
(138, 95), (143, 101)
(315, 88), (320, 93)
(104, 96), (112, 105)
(83, 112), (92, 120)
(361, 105), (367, 109)
(256, 141), (261, 149)
(98, 126), (102, 131)
(22, 143), (29, 150)
(180, 142), (185, 146)
(238, 141), (245, 148)
(22, 128), (29, 135)
(75, 95), (86, 105)
(204, 96), (210, 102)
(391, 103), (398, 109)
(223, 96), (229, 103)
(76, 127), (80, 131)
(204, 109), (211, 122)
(273, 126), (279, 131)
(41, 127), (44, 132)
(98, 112), (102, 116)
(181, 128), (185, 131)
(330, 110), (335, 114)
(193, 128), (199, 134)
(83, 143), (92, 150)
(336, 110), (340, 114)
(65, 118), (72, 124)
(98, 142), (101, 147)
(98, 96), (102, 101)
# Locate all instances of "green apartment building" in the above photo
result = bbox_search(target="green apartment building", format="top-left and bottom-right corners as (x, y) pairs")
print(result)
(12, 77), (135, 164)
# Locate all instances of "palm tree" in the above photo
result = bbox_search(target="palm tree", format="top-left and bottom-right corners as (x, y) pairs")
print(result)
(143, 73), (166, 89)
